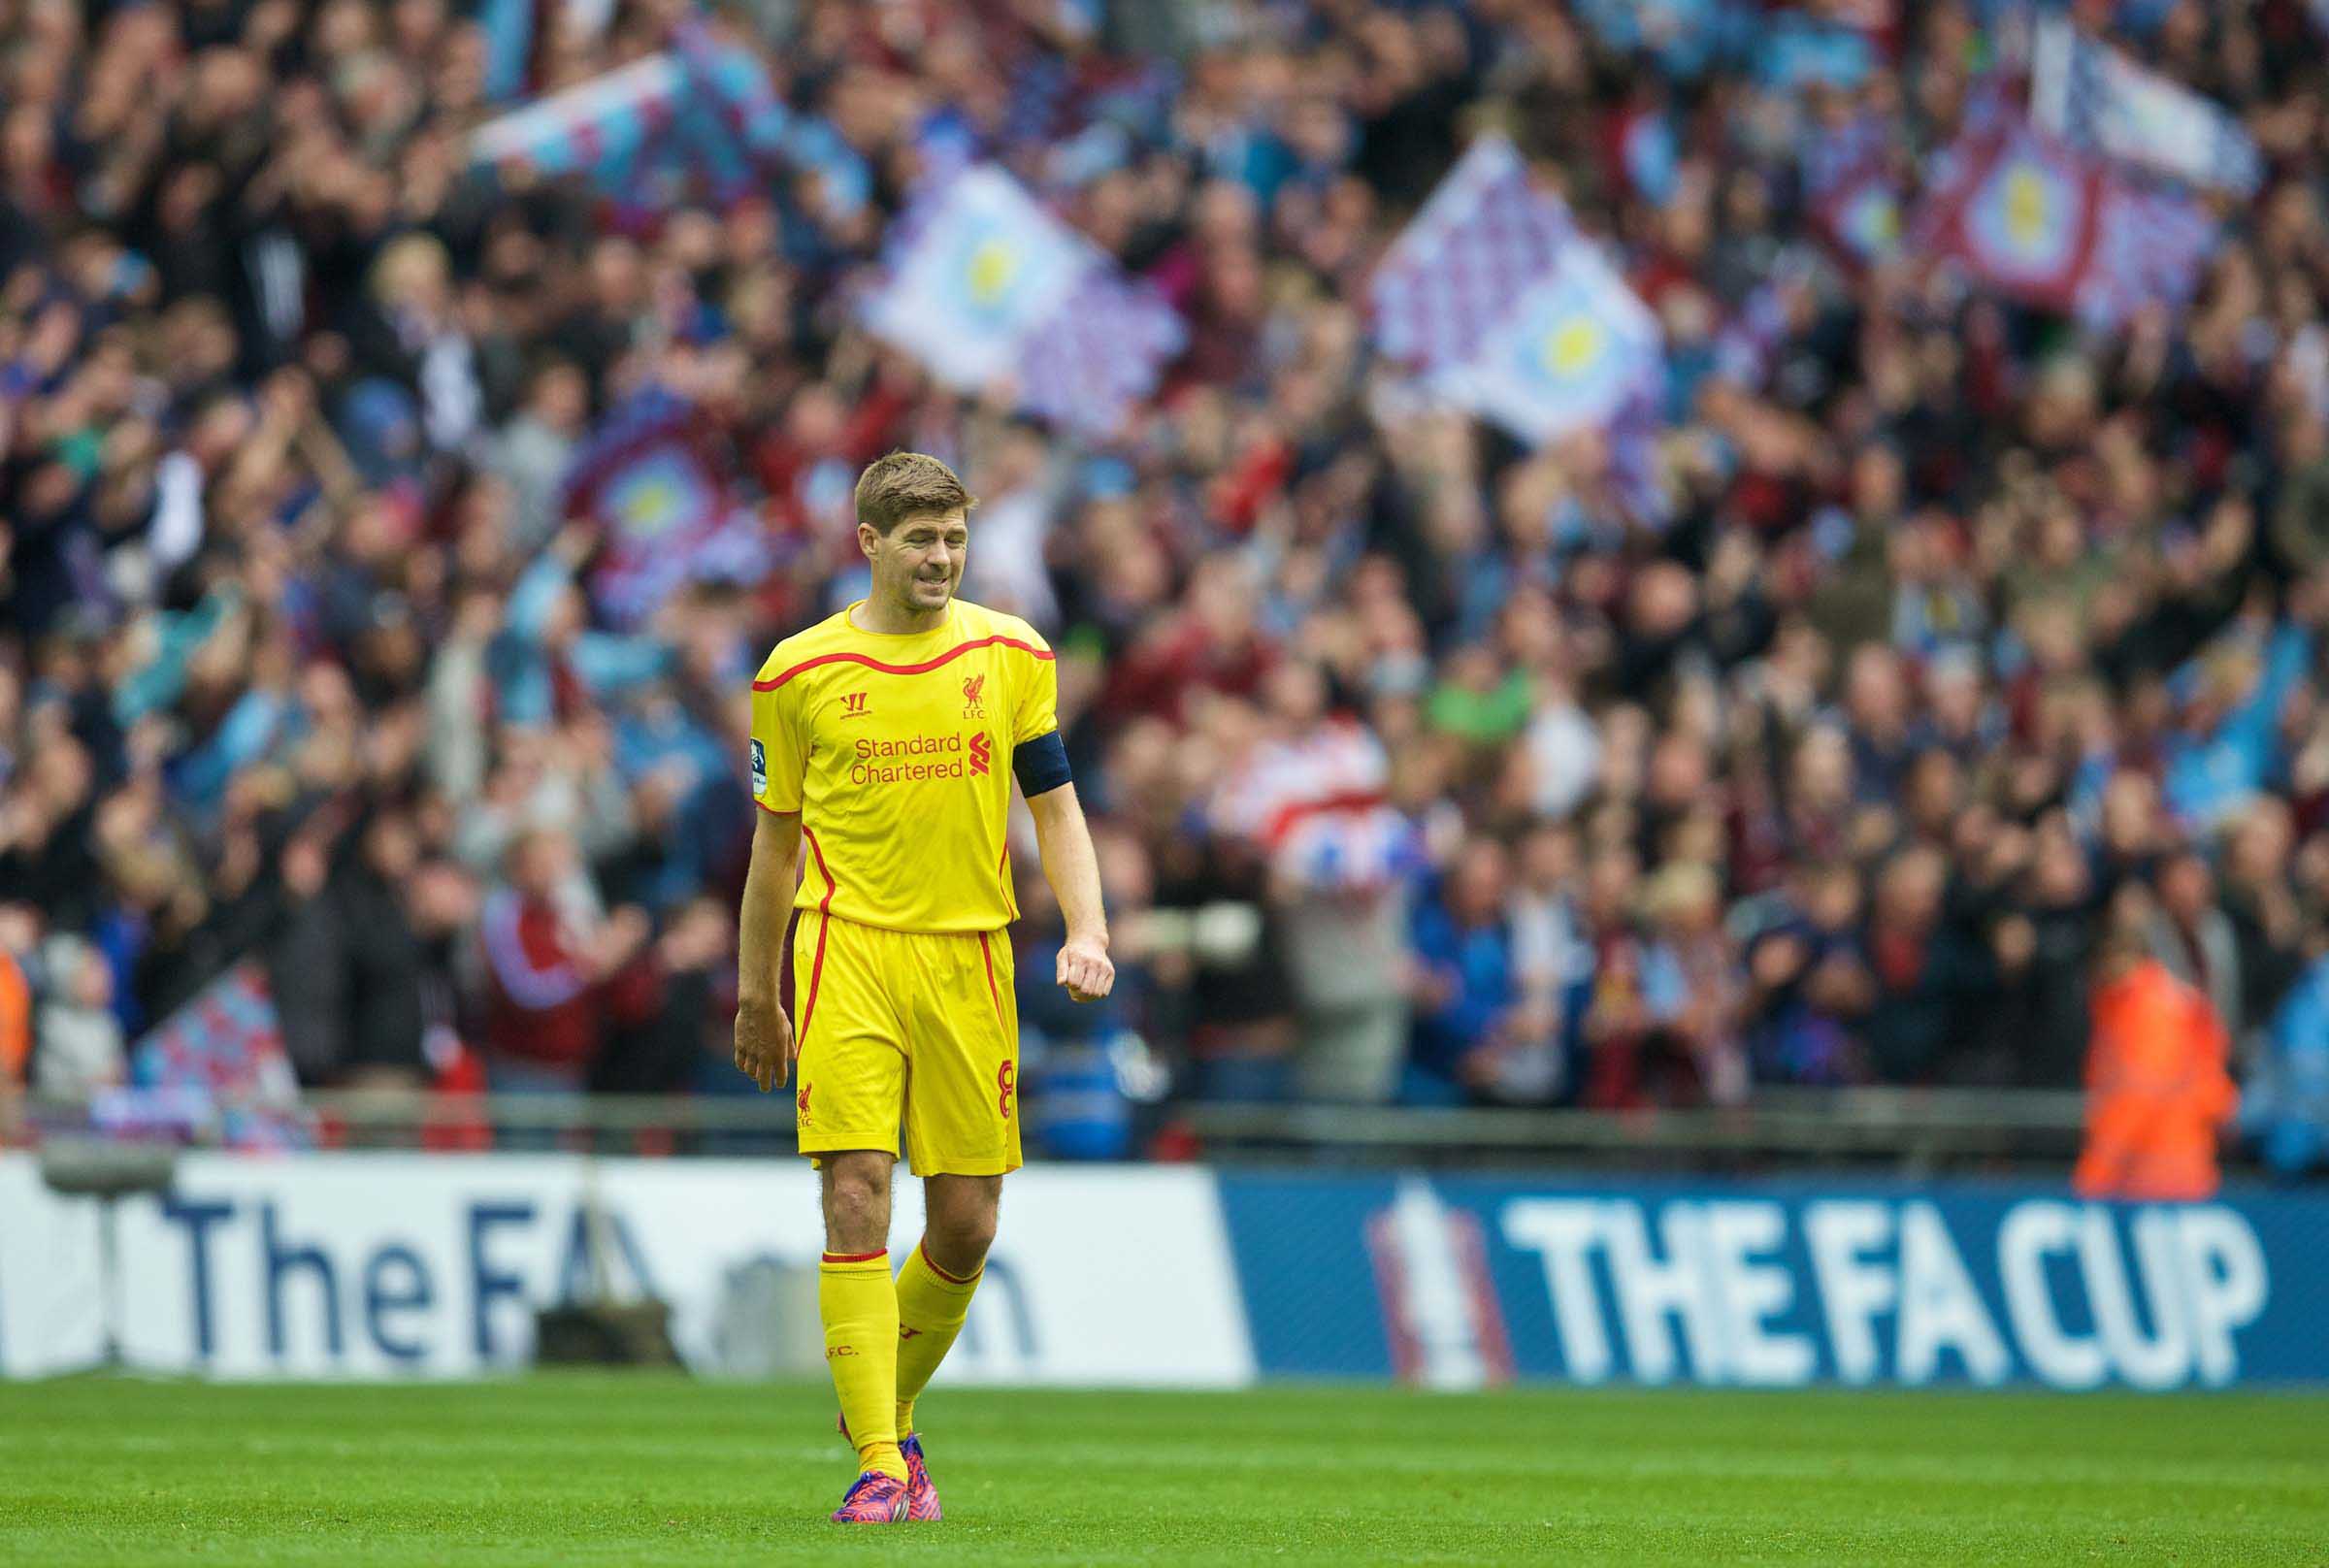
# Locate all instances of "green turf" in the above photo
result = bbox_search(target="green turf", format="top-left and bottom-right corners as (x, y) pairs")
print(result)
(0, 1376), (2323, 1566)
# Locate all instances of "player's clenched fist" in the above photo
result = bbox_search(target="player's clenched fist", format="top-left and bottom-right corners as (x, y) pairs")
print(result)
(1057, 935), (1114, 1003)
(734, 996), (797, 1092)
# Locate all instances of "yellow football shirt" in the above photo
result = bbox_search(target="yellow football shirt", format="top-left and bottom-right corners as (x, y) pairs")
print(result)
(748, 597), (1058, 933)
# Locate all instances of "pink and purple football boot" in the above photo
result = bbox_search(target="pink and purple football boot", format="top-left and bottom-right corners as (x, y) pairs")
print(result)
(830, 1470), (910, 1524)
(836, 1413), (942, 1521)
(898, 1433), (942, 1521)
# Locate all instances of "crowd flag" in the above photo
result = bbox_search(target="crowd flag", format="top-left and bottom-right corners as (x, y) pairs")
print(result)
(1369, 138), (1666, 513)
(861, 166), (1184, 439)
(665, 20), (870, 216)
(1913, 109), (2217, 329)
(129, 964), (310, 1150)
(1369, 137), (1575, 376)
(562, 386), (768, 626)
(1427, 242), (1664, 446)
(467, 20), (869, 220)
(1800, 113), (1903, 268)
(2030, 15), (2262, 198)
(468, 54), (681, 186)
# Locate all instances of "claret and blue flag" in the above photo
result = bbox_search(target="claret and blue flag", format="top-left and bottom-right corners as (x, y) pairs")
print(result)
(466, 18), (869, 223)
(562, 386), (769, 627)
(1369, 136), (1665, 513)
(2030, 15), (2262, 199)
(1800, 111), (1903, 268)
(861, 167), (1184, 439)
(1430, 242), (1664, 448)
(1915, 108), (2218, 330)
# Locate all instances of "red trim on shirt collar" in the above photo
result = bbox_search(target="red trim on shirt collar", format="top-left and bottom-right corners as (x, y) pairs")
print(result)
(752, 635), (1054, 692)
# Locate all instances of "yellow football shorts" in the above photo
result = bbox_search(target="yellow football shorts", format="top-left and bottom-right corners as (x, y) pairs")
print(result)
(791, 910), (1022, 1176)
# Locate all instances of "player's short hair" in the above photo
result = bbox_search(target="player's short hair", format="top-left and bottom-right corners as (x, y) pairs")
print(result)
(854, 452), (977, 536)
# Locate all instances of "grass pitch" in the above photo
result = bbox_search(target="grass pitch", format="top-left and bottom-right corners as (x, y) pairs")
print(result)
(1, 1375), (2323, 1566)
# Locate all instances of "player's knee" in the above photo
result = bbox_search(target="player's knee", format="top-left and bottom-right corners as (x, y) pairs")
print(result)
(821, 1155), (893, 1253)
(826, 1189), (890, 1253)
(924, 1185), (999, 1268)
(932, 1209), (996, 1265)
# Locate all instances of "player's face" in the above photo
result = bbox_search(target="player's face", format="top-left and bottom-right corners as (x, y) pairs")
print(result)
(869, 508), (968, 614)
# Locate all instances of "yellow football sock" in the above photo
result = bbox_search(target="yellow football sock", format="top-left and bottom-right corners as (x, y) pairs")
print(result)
(820, 1250), (906, 1481)
(893, 1239), (983, 1437)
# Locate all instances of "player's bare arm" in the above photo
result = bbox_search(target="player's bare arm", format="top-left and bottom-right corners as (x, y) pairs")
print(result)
(1025, 781), (1113, 1002)
(734, 806), (802, 1091)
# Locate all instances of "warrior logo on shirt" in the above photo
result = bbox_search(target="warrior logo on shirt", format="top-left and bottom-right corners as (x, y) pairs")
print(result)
(962, 672), (986, 719)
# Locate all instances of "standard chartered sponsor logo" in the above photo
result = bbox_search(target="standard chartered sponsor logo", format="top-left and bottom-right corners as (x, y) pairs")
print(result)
(847, 732), (981, 786)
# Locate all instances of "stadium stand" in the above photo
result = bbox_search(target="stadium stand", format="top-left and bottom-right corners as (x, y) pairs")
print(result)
(2, 0), (2327, 1191)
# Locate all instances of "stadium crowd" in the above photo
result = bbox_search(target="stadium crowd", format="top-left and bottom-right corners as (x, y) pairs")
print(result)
(2, 0), (2328, 1175)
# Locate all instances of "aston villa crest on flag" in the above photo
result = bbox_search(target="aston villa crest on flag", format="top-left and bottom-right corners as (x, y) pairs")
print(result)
(1914, 111), (2217, 329)
(1801, 113), (1902, 267)
(861, 167), (1183, 438)
(562, 386), (768, 625)
(1431, 243), (1663, 445)
(1368, 137), (1666, 516)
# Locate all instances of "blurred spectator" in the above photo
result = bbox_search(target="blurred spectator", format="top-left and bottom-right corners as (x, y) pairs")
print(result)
(1013, 832), (1154, 1158)
(1406, 835), (1526, 1105)
(1224, 662), (1416, 1103)
(0, 911), (31, 1088)
(263, 818), (351, 1086)
(2147, 849), (2246, 1063)
(1641, 861), (1747, 1106)
(1144, 825), (1297, 1103)
(488, 360), (589, 559)
(1742, 861), (1870, 1088)
(334, 808), (431, 1087)
(1991, 816), (2104, 1089)
(30, 934), (124, 1097)
(477, 828), (645, 1091)
(1574, 846), (1687, 1110)
(590, 897), (733, 1095)
(1507, 820), (1590, 1103)
(2075, 902), (2239, 1201)
(1860, 845), (1991, 1086)
(2246, 929), (2329, 1181)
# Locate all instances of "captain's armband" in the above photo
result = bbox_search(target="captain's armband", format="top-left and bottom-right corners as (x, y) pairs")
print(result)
(1013, 729), (1072, 798)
